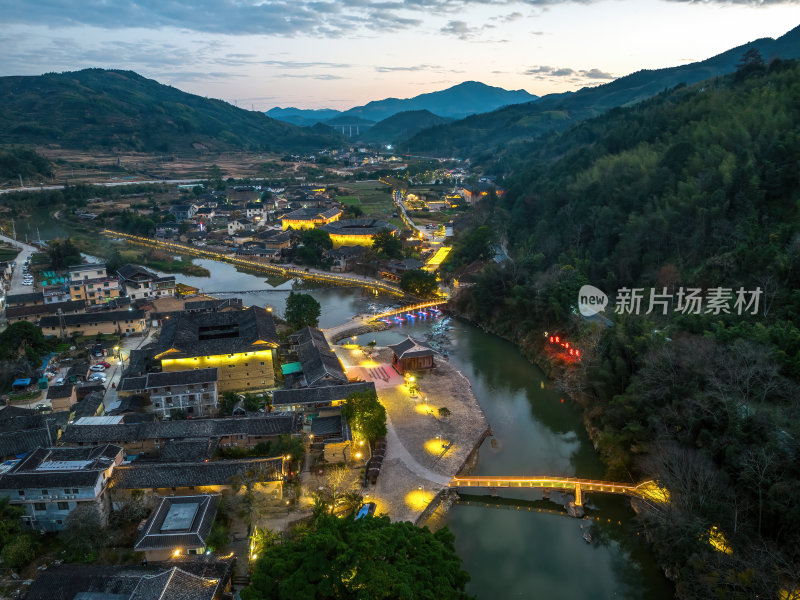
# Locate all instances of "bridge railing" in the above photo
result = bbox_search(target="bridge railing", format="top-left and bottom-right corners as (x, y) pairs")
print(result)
(369, 300), (447, 321)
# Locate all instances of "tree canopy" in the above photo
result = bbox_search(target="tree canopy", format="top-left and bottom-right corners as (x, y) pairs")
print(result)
(399, 269), (439, 299)
(243, 514), (472, 600)
(297, 229), (333, 267)
(285, 291), (322, 331)
(46, 238), (82, 269)
(372, 228), (403, 259)
(343, 390), (386, 443)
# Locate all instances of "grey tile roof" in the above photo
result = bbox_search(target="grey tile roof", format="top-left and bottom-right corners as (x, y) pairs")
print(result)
(118, 376), (148, 392)
(73, 392), (105, 419)
(321, 218), (398, 237)
(145, 368), (218, 388)
(290, 326), (348, 386)
(4, 291), (44, 306)
(111, 457), (284, 489)
(153, 306), (278, 359)
(27, 560), (231, 600)
(183, 298), (243, 312)
(117, 264), (155, 282)
(273, 381), (375, 407)
(40, 309), (146, 328)
(135, 494), (219, 551)
(5, 299), (87, 319)
(0, 444), (122, 489)
(388, 336), (435, 359)
(61, 413), (301, 444)
(47, 383), (74, 400)
(159, 438), (219, 462)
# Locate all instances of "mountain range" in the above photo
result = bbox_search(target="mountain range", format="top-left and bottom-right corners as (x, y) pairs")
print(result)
(403, 24), (800, 158)
(266, 81), (537, 126)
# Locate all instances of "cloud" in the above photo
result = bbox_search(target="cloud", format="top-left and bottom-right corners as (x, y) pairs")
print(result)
(439, 19), (504, 40)
(277, 73), (347, 80)
(525, 64), (615, 80)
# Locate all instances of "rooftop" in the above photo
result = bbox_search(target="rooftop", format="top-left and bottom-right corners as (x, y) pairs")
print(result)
(273, 381), (375, 407)
(282, 207), (342, 221)
(111, 457), (284, 489)
(153, 305), (278, 360)
(135, 494), (219, 551)
(40, 309), (146, 328)
(0, 444), (122, 489)
(388, 336), (435, 359)
(321, 218), (398, 237)
(289, 326), (348, 386)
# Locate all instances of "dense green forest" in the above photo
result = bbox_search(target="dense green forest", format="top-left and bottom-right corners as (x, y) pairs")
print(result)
(449, 59), (800, 597)
(0, 69), (339, 153)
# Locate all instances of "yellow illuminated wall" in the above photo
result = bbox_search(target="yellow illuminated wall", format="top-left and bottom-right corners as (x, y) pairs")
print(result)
(161, 349), (276, 392)
(328, 233), (377, 248)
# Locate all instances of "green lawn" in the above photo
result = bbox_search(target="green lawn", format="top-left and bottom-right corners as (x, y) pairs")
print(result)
(0, 246), (20, 261)
(336, 195), (360, 205)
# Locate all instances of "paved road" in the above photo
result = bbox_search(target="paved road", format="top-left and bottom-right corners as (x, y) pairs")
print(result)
(0, 233), (37, 297)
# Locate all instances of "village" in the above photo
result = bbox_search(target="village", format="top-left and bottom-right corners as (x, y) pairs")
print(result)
(0, 174), (499, 599)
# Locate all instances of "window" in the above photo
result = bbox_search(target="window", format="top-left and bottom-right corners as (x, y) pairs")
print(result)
(72, 489), (78, 494)
(63, 489), (71, 494)
(18, 490), (24, 496)
(56, 520), (63, 525)
(57, 502), (69, 510)
(41, 490), (48, 495)
(34, 503), (46, 511)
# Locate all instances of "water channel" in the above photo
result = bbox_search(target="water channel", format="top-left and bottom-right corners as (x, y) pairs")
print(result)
(151, 258), (672, 599)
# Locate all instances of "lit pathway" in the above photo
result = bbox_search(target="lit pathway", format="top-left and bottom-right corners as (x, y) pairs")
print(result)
(385, 414), (451, 487)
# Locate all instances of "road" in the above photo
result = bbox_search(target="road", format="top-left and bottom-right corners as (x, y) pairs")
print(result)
(0, 232), (38, 297)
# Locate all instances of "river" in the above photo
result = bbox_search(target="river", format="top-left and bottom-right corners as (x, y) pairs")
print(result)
(149, 257), (672, 599)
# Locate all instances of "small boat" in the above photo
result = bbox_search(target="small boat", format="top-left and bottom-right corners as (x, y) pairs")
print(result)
(582, 530), (592, 544)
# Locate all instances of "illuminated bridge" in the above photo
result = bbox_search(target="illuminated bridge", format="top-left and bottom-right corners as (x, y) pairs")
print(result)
(369, 300), (448, 321)
(448, 476), (669, 507)
(103, 230), (407, 297)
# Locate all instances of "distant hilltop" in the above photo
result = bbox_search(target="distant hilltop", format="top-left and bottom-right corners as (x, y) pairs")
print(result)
(266, 80), (538, 126)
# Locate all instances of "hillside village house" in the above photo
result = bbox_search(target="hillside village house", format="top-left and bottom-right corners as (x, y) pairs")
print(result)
(118, 368), (219, 418)
(117, 264), (176, 301)
(47, 383), (77, 412)
(280, 207), (342, 230)
(39, 309), (147, 337)
(134, 494), (219, 561)
(170, 204), (198, 220)
(227, 218), (253, 236)
(0, 445), (123, 531)
(153, 306), (279, 393)
(68, 263), (121, 305)
(288, 326), (349, 387)
(60, 414), (301, 454)
(388, 336), (436, 374)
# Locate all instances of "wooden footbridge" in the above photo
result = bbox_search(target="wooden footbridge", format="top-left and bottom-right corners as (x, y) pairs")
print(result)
(449, 476), (669, 506)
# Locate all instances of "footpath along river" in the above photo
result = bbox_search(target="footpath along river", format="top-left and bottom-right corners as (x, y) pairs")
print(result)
(150, 257), (672, 600)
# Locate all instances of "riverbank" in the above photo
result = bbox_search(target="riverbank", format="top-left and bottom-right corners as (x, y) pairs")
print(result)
(333, 344), (491, 524)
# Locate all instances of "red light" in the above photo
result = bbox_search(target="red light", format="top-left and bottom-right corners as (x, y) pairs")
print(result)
(549, 336), (554, 343)
(569, 349), (574, 355)
(560, 398), (564, 403)
(555, 336), (560, 343)
(565, 342), (569, 348)
(575, 350), (580, 357)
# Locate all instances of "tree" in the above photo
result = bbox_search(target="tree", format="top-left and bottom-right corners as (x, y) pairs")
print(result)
(438, 407), (451, 418)
(243, 514), (472, 600)
(284, 291), (321, 330)
(46, 238), (82, 269)
(343, 390), (386, 443)
(400, 269), (439, 298)
(61, 504), (105, 561)
(0, 534), (37, 570)
(298, 229), (333, 267)
(372, 228), (403, 259)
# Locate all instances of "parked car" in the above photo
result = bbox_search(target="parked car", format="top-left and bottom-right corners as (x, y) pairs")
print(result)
(55, 377), (65, 385)
(89, 365), (106, 372)
(99, 361), (111, 368)
(88, 373), (107, 382)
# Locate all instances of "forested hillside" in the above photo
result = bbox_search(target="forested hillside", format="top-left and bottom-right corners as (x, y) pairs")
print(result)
(0, 69), (338, 153)
(404, 25), (800, 162)
(449, 58), (800, 598)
